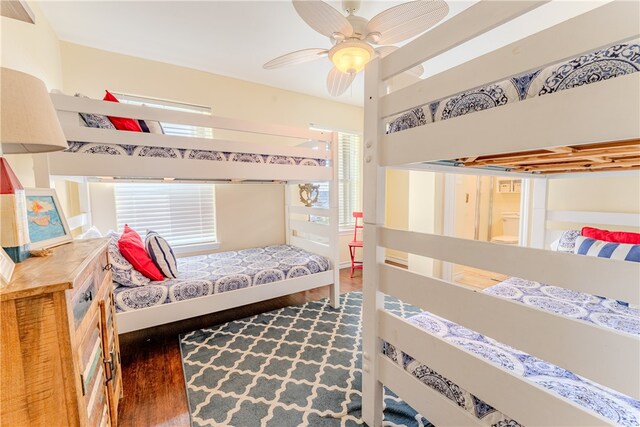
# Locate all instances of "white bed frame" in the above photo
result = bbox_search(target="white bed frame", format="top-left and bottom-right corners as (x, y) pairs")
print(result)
(43, 94), (341, 334)
(362, 1), (640, 425)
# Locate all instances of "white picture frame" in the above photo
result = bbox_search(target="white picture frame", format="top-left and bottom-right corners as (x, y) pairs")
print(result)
(0, 247), (16, 286)
(25, 188), (73, 250)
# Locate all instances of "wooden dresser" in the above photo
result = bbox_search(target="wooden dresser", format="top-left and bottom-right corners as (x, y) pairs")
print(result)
(1, 239), (122, 426)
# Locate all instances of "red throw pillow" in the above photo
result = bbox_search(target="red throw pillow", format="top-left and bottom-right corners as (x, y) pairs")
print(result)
(118, 225), (164, 281)
(581, 226), (640, 244)
(103, 90), (142, 132)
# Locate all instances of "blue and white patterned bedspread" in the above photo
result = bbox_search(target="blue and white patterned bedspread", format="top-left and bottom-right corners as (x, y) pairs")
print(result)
(64, 142), (327, 167)
(114, 244), (330, 312)
(383, 277), (640, 426)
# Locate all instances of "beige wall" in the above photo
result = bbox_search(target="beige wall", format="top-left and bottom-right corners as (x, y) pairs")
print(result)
(2, 1), (63, 185)
(59, 42), (362, 133)
(407, 171), (443, 276)
(385, 169), (410, 263)
(548, 174), (640, 213)
(0, 2), (62, 89)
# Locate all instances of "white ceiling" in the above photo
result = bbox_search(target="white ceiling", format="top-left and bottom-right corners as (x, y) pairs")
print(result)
(38, 1), (608, 107)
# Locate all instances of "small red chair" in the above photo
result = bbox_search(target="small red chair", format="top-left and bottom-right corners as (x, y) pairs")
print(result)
(348, 212), (363, 277)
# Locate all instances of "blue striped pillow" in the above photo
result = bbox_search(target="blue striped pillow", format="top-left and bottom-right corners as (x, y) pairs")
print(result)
(145, 230), (178, 279)
(574, 236), (640, 262)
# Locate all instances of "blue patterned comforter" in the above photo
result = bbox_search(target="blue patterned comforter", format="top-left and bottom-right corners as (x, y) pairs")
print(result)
(114, 244), (330, 312)
(387, 42), (640, 138)
(64, 142), (327, 167)
(383, 277), (640, 426)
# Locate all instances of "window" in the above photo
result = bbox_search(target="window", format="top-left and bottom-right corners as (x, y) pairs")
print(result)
(337, 131), (363, 229)
(113, 93), (213, 139)
(114, 183), (216, 248)
(308, 129), (362, 229)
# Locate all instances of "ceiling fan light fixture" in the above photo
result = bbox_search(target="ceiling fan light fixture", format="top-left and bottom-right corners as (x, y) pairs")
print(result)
(329, 41), (374, 74)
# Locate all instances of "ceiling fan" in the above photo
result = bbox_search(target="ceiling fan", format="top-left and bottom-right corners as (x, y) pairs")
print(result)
(263, 0), (449, 96)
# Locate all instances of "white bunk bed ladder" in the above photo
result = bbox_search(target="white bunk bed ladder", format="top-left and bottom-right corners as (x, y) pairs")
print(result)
(363, 1), (640, 426)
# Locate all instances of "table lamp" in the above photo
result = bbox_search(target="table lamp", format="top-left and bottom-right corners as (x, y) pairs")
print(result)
(0, 67), (68, 262)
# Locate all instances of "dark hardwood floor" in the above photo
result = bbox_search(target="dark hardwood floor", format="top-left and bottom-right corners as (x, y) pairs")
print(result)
(117, 268), (363, 427)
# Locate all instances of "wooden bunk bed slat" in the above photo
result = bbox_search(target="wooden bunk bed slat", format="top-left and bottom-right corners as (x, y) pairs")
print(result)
(381, 0), (639, 118)
(380, 0), (548, 81)
(379, 263), (640, 399)
(381, 73), (640, 168)
(378, 312), (614, 426)
(379, 227), (640, 306)
(463, 141), (640, 168)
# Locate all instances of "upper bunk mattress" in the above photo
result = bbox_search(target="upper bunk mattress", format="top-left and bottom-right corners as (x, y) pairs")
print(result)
(64, 142), (327, 167)
(383, 277), (640, 426)
(387, 41), (640, 134)
(114, 244), (330, 313)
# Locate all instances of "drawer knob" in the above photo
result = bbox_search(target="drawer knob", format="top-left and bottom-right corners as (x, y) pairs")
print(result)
(102, 263), (113, 272)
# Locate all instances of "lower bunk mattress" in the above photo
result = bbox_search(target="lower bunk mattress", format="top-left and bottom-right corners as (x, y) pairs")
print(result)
(114, 244), (330, 312)
(383, 277), (640, 426)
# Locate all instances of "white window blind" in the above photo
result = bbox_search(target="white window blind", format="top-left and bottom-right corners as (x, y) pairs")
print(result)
(338, 131), (363, 229)
(113, 93), (213, 139)
(114, 183), (216, 247)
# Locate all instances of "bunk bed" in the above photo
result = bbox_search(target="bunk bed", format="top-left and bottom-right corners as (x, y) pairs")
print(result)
(46, 93), (341, 334)
(362, 1), (640, 426)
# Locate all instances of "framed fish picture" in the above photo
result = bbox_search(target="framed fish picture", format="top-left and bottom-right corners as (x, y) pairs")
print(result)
(25, 188), (72, 250)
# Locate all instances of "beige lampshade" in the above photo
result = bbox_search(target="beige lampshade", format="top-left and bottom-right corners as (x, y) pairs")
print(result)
(0, 67), (68, 154)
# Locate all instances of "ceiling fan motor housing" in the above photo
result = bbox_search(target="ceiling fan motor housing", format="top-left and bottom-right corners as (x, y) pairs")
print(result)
(342, 0), (361, 15)
(346, 14), (368, 39)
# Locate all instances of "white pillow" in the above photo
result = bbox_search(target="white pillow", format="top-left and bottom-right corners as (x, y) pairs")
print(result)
(77, 226), (103, 240)
(552, 230), (581, 253)
(146, 120), (164, 134)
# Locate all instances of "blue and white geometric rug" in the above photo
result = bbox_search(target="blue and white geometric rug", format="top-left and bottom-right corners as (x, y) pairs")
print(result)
(179, 292), (432, 426)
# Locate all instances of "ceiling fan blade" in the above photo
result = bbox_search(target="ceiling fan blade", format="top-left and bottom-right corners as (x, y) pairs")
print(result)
(327, 67), (355, 97)
(376, 46), (423, 77)
(366, 0), (449, 45)
(263, 48), (328, 69)
(293, 0), (353, 39)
